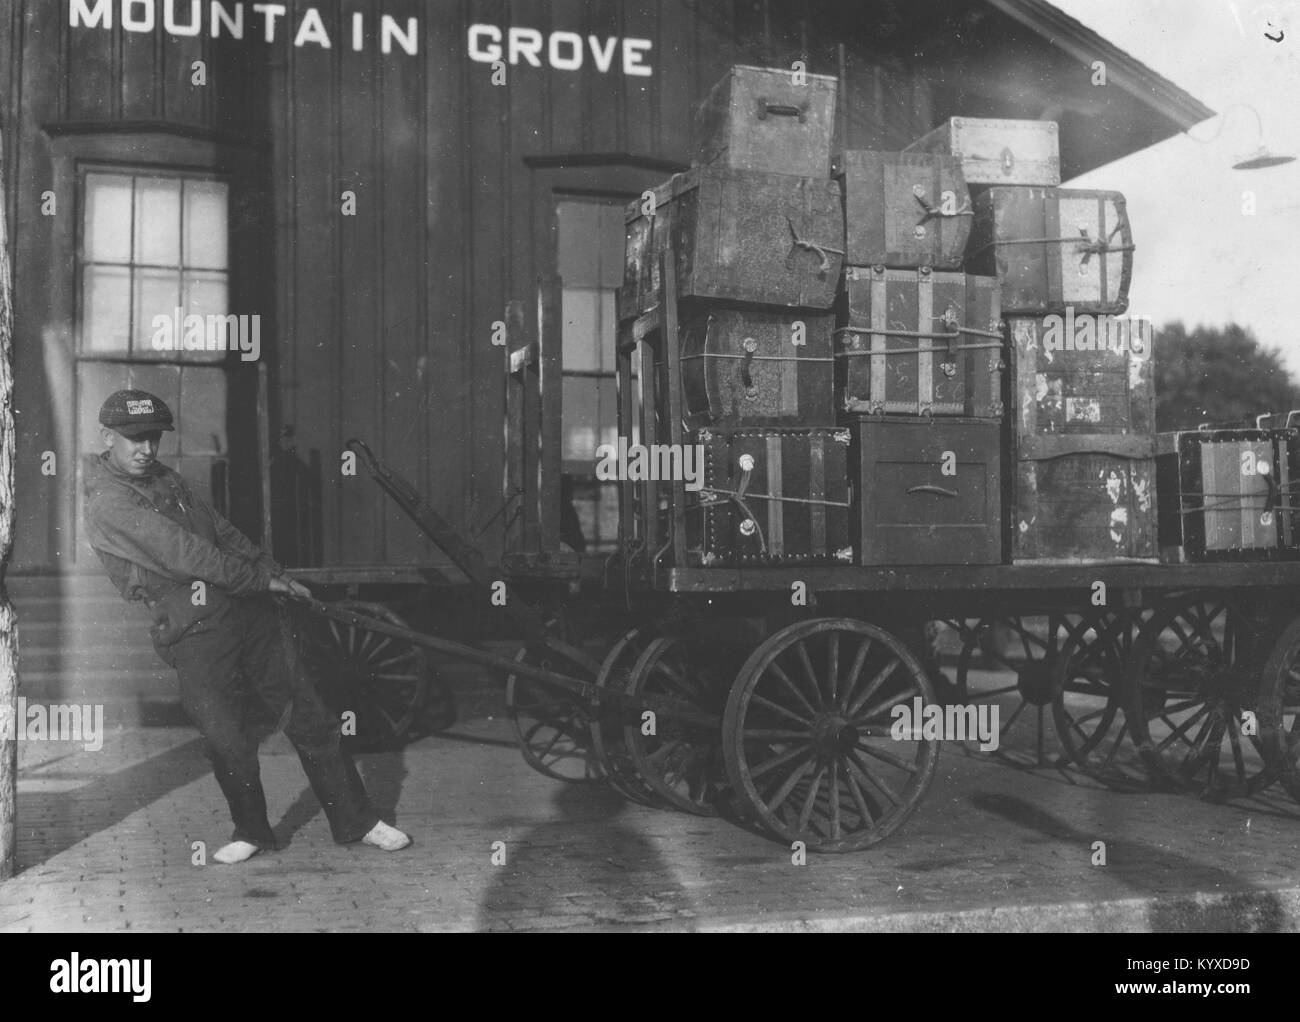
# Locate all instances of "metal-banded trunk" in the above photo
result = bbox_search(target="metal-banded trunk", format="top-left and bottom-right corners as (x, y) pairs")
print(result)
(680, 306), (834, 429)
(1009, 316), (1157, 562)
(967, 187), (1134, 315)
(836, 266), (1004, 418)
(905, 117), (1061, 186)
(850, 418), (1003, 566)
(691, 64), (839, 178)
(833, 150), (971, 269)
(622, 167), (844, 317)
(687, 427), (852, 566)
(1157, 428), (1300, 562)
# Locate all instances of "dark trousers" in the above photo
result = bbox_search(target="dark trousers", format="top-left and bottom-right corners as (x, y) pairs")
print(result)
(155, 596), (379, 849)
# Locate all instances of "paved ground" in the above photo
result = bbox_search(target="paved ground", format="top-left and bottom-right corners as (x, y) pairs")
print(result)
(3, 674), (1300, 932)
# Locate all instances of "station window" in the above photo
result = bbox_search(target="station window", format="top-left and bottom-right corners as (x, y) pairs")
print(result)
(76, 169), (232, 513)
(555, 199), (624, 554)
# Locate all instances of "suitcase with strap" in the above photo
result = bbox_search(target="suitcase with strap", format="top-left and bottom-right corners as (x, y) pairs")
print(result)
(967, 187), (1134, 315)
(686, 426), (853, 566)
(832, 150), (972, 269)
(835, 266), (1004, 418)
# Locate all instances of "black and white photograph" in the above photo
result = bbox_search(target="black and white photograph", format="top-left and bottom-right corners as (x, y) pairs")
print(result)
(0, 0), (1297, 959)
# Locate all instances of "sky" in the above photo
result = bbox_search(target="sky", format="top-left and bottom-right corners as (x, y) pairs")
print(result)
(1051, 0), (1300, 372)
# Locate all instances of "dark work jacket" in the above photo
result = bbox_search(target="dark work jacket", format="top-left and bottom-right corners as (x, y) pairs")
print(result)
(81, 452), (282, 647)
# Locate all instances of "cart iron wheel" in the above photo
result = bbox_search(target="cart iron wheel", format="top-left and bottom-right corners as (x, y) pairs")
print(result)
(591, 628), (671, 807)
(299, 600), (444, 750)
(1128, 594), (1273, 799)
(625, 633), (740, 816)
(1252, 611), (1300, 804)
(722, 618), (940, 853)
(1050, 610), (1149, 789)
(506, 638), (602, 783)
(955, 612), (1106, 770)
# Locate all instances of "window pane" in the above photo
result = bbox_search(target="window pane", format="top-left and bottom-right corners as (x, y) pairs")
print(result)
(134, 177), (181, 266)
(561, 287), (601, 371)
(595, 375), (618, 452)
(180, 365), (228, 455)
(84, 174), (133, 263)
(556, 202), (600, 286)
(134, 269), (181, 356)
(184, 180), (229, 269)
(82, 266), (131, 352)
(599, 289), (616, 371)
(182, 272), (231, 363)
(598, 204), (624, 290)
(562, 376), (599, 465)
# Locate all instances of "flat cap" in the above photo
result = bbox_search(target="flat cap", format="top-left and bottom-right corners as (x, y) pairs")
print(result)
(98, 389), (175, 438)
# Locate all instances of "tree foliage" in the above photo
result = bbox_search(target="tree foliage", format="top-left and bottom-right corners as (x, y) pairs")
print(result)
(1153, 321), (1300, 432)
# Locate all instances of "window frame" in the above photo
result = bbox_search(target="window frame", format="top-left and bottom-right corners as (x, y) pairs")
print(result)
(75, 161), (234, 364)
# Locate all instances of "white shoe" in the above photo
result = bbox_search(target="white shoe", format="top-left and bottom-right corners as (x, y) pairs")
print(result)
(213, 840), (261, 864)
(362, 820), (412, 851)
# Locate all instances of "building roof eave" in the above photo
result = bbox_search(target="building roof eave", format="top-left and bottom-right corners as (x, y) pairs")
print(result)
(985, 0), (1216, 129)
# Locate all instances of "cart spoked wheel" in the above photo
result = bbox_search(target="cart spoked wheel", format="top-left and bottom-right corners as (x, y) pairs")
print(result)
(506, 638), (602, 783)
(1128, 594), (1272, 799)
(1051, 611), (1149, 789)
(301, 600), (439, 751)
(955, 612), (1103, 769)
(722, 618), (940, 853)
(624, 633), (737, 816)
(591, 628), (669, 807)
(1255, 612), (1300, 804)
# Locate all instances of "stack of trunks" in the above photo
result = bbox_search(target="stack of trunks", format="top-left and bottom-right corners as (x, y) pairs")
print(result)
(911, 117), (1152, 563)
(622, 65), (852, 567)
(831, 139), (1003, 565)
(622, 67), (1151, 568)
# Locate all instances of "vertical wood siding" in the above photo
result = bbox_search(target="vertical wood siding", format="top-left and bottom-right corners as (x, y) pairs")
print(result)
(4, 0), (988, 571)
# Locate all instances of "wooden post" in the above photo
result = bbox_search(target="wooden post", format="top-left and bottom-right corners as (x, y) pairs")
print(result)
(0, 127), (17, 880)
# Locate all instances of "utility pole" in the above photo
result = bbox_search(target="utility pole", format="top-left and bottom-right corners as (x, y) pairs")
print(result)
(0, 125), (16, 880)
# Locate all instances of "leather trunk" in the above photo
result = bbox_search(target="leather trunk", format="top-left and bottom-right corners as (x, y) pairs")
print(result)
(692, 64), (838, 178)
(851, 417), (1003, 565)
(622, 167), (844, 317)
(836, 266), (1004, 417)
(1010, 316), (1157, 562)
(968, 187), (1133, 315)
(686, 426), (853, 566)
(832, 150), (971, 269)
(680, 306), (834, 429)
(1156, 428), (1300, 562)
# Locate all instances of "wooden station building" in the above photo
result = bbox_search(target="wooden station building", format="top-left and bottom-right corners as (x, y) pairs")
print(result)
(2, 0), (1212, 596)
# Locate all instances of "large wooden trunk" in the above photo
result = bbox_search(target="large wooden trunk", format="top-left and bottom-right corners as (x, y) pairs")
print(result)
(1010, 315), (1156, 561)
(1014, 453), (1157, 561)
(832, 150), (971, 269)
(680, 306), (834, 429)
(851, 417), (1003, 565)
(622, 168), (844, 317)
(904, 117), (1060, 186)
(686, 426), (852, 566)
(1009, 316), (1154, 448)
(836, 266), (1004, 417)
(692, 65), (838, 178)
(1157, 428), (1300, 562)
(967, 187), (1133, 314)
